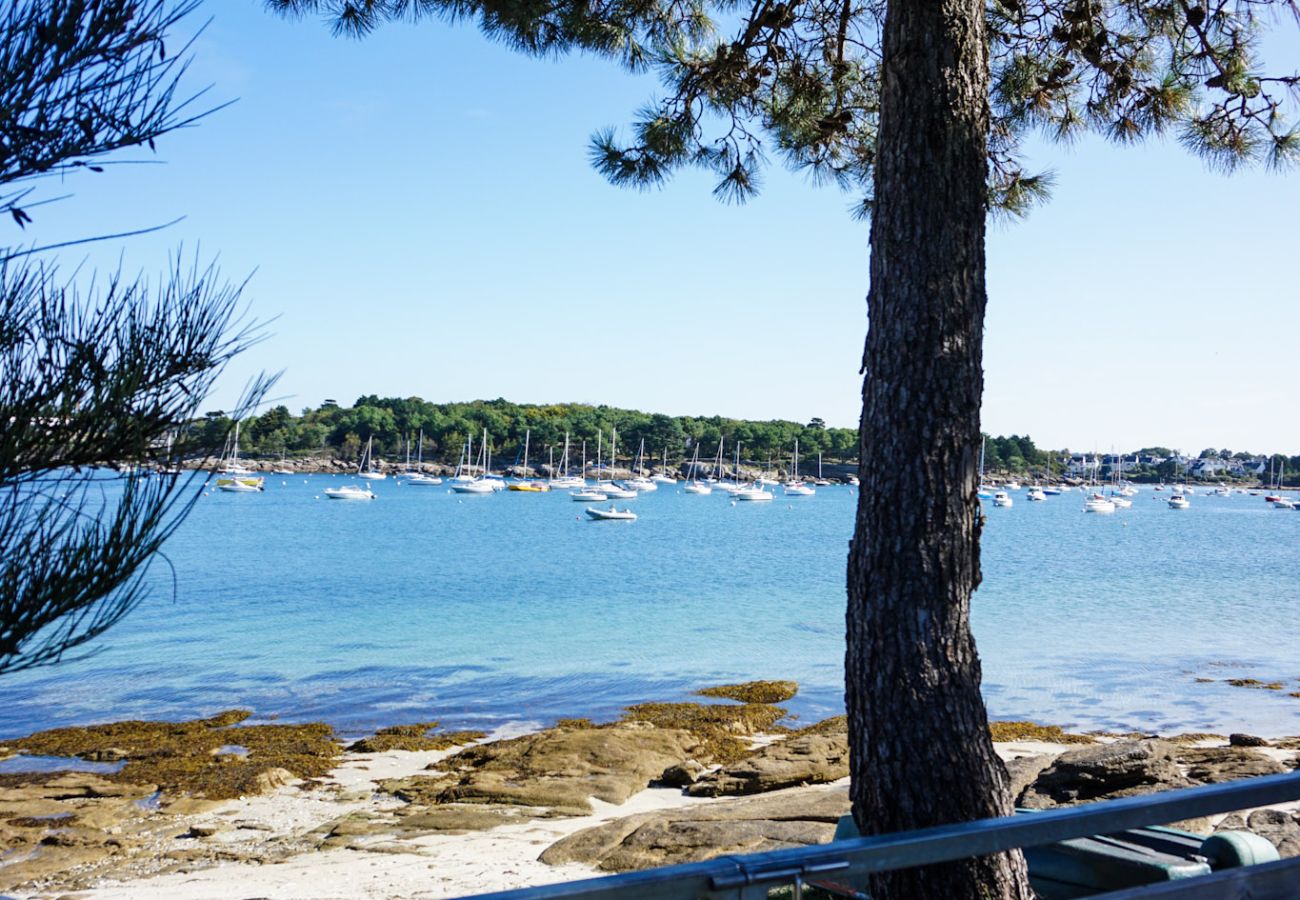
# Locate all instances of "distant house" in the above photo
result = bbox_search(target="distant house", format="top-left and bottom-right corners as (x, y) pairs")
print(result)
(1189, 458), (1231, 477)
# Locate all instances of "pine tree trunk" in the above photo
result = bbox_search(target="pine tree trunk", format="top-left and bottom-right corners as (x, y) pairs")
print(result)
(845, 0), (1034, 897)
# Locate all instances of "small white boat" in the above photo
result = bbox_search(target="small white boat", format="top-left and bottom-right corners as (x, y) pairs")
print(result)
(571, 489), (608, 502)
(1118, 485), (1139, 497)
(551, 476), (586, 489)
(736, 486), (773, 501)
(1270, 497), (1296, 510)
(216, 476), (264, 493)
(1026, 487), (1046, 502)
(683, 482), (713, 495)
(993, 491), (1013, 507)
(586, 505), (637, 521)
(623, 477), (658, 492)
(1042, 486), (1062, 496)
(324, 484), (375, 500)
(1110, 496), (1133, 509)
(1084, 494), (1115, 514)
(1004, 481), (1021, 490)
(271, 468), (294, 476)
(784, 483), (816, 497)
(600, 484), (637, 499)
(1167, 495), (1190, 509)
(847, 476), (859, 487)
(406, 473), (443, 485)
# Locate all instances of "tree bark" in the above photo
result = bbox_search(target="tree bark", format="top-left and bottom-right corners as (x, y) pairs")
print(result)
(844, 0), (1034, 897)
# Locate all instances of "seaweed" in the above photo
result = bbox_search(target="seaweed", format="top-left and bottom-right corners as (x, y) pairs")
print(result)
(1165, 732), (1227, 744)
(348, 723), (486, 753)
(988, 721), (1095, 744)
(696, 680), (799, 704)
(1225, 679), (1284, 690)
(619, 702), (790, 763)
(784, 715), (847, 738)
(12, 711), (341, 800)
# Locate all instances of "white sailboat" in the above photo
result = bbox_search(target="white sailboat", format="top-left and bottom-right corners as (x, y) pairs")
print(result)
(784, 439), (815, 496)
(357, 436), (386, 481)
(652, 447), (677, 484)
(406, 430), (443, 485)
(623, 438), (657, 491)
(599, 427), (636, 498)
(683, 444), (712, 495)
(551, 433), (585, 489)
(216, 421), (264, 492)
(814, 451), (831, 486)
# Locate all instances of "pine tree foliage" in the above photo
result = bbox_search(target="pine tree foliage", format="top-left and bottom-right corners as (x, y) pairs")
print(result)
(0, 1), (265, 676)
(271, 0), (1296, 211)
(0, 0), (216, 228)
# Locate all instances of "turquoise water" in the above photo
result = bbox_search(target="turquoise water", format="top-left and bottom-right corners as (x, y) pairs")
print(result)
(2, 477), (1298, 739)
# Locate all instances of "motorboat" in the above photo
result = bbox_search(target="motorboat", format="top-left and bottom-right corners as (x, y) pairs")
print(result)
(784, 483), (816, 497)
(1110, 496), (1133, 509)
(571, 489), (608, 502)
(736, 486), (773, 501)
(324, 484), (375, 500)
(1042, 486), (1062, 496)
(216, 476), (264, 493)
(1271, 497), (1295, 510)
(1026, 487), (1046, 501)
(1167, 495), (1190, 509)
(652, 473), (677, 484)
(550, 475), (585, 489)
(586, 505), (637, 521)
(977, 487), (995, 500)
(683, 482), (713, 495)
(993, 491), (1013, 507)
(847, 476), (860, 487)
(1084, 494), (1115, 514)
(406, 473), (443, 485)
(623, 477), (658, 492)
(1005, 481), (1021, 490)
(508, 481), (550, 492)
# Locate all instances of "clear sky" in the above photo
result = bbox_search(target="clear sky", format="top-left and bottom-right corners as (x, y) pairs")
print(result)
(16, 2), (1300, 455)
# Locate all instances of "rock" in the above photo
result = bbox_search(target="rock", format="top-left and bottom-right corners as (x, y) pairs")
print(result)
(1246, 808), (1300, 858)
(253, 767), (297, 793)
(541, 784), (849, 871)
(394, 805), (523, 833)
(687, 732), (848, 797)
(186, 822), (229, 837)
(1019, 740), (1190, 808)
(385, 723), (701, 816)
(1177, 747), (1287, 783)
(1003, 754), (1056, 802)
(659, 760), (707, 787)
(1228, 733), (1269, 748)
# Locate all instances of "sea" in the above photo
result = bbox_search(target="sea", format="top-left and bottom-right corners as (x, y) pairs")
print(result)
(2, 476), (1298, 741)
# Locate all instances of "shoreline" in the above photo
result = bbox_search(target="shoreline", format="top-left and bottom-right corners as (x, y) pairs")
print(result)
(1, 687), (1297, 899)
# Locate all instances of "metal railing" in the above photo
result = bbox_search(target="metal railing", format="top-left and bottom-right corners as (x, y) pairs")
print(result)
(465, 771), (1300, 900)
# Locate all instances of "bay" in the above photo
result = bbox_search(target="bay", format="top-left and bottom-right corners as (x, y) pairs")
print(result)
(2, 477), (1297, 739)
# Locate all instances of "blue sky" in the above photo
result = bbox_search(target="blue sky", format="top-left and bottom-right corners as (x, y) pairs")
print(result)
(16, 2), (1300, 454)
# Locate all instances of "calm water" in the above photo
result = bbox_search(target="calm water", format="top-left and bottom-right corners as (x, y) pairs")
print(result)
(2, 477), (1298, 739)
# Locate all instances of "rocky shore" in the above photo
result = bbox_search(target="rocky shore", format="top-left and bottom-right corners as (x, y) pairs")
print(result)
(0, 683), (1296, 899)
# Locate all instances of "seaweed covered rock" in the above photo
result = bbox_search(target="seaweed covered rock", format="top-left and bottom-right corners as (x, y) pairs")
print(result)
(1019, 740), (1190, 808)
(687, 727), (848, 797)
(989, 721), (1095, 744)
(618, 701), (789, 764)
(12, 711), (341, 800)
(381, 722), (702, 816)
(696, 680), (799, 705)
(540, 784), (849, 871)
(347, 722), (486, 753)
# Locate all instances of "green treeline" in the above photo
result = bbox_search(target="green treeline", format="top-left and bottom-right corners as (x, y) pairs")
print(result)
(200, 397), (860, 465)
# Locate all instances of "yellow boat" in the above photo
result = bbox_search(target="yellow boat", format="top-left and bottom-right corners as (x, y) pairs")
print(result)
(508, 482), (550, 492)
